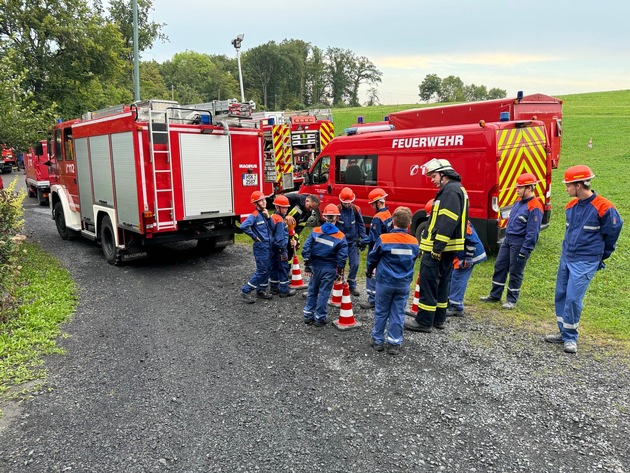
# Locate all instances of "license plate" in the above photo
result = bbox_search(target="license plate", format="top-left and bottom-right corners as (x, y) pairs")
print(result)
(242, 173), (258, 187)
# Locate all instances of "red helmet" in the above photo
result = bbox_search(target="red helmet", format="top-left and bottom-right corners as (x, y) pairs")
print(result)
(250, 191), (266, 203)
(273, 195), (290, 207)
(424, 199), (435, 216)
(515, 173), (539, 187)
(563, 165), (595, 184)
(368, 188), (388, 204)
(322, 204), (341, 216)
(339, 187), (355, 203)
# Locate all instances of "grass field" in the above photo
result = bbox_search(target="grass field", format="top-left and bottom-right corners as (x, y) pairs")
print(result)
(246, 90), (630, 351)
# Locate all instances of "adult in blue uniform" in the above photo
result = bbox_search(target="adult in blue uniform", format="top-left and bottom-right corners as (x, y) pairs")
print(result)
(359, 188), (393, 309)
(546, 165), (623, 354)
(480, 173), (543, 309)
(240, 191), (274, 303)
(367, 207), (419, 355)
(336, 187), (368, 296)
(302, 204), (348, 327)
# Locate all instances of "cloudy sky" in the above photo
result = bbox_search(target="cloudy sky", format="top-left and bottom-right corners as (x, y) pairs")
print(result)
(143, 0), (630, 105)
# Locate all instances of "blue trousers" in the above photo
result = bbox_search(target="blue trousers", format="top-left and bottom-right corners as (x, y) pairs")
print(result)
(448, 265), (474, 311)
(372, 282), (409, 346)
(269, 253), (290, 294)
(303, 265), (336, 323)
(554, 256), (598, 343)
(346, 242), (359, 291)
(242, 241), (271, 293)
(489, 237), (528, 303)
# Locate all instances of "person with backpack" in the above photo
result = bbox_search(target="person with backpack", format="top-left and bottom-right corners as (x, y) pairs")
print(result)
(336, 187), (368, 296)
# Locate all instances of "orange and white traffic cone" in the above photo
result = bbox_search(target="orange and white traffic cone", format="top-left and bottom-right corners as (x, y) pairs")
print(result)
(290, 254), (307, 290)
(333, 282), (362, 331)
(328, 278), (343, 307)
(405, 273), (420, 316)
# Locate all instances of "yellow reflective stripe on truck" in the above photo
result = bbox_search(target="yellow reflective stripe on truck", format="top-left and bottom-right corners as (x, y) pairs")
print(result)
(496, 126), (548, 229)
(319, 122), (334, 148)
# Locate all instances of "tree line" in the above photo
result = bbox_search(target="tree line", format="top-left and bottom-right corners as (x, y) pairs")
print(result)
(418, 74), (507, 103)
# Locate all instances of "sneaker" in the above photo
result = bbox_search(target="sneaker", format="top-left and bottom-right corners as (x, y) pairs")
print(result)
(404, 317), (433, 333)
(446, 308), (464, 317)
(279, 289), (297, 298)
(545, 332), (563, 344)
(304, 318), (314, 325)
(502, 301), (516, 309)
(270, 288), (280, 295)
(386, 344), (401, 355)
(433, 322), (447, 330)
(480, 295), (500, 303)
(313, 319), (328, 328)
(350, 288), (361, 296)
(301, 292), (308, 299)
(359, 301), (375, 310)
(256, 291), (273, 300)
(563, 341), (577, 354)
(370, 340), (384, 352)
(241, 292), (256, 304)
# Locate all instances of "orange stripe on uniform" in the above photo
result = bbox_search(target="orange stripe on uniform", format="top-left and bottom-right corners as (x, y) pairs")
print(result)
(380, 233), (418, 245)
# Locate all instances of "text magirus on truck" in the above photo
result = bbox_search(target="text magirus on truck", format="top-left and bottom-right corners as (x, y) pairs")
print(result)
(46, 99), (267, 264)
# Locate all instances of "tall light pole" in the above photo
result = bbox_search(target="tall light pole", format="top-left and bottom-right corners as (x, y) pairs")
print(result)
(231, 34), (245, 102)
(132, 0), (140, 101)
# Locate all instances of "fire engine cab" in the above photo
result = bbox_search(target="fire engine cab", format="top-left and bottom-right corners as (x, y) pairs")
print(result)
(300, 119), (553, 250)
(46, 99), (266, 264)
(1, 146), (16, 173)
(24, 141), (51, 205)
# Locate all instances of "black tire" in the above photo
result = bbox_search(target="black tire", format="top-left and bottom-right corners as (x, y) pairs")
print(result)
(27, 182), (35, 197)
(414, 221), (428, 242)
(37, 188), (47, 206)
(54, 202), (76, 240)
(100, 215), (120, 265)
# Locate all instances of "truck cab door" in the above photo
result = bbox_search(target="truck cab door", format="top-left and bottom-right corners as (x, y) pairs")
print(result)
(310, 155), (331, 193)
(55, 127), (80, 211)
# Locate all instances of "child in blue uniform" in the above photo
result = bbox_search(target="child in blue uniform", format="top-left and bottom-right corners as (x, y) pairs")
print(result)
(302, 204), (348, 327)
(336, 187), (368, 296)
(366, 207), (419, 355)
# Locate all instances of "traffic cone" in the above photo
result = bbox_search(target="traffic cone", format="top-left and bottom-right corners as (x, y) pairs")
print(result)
(328, 278), (343, 307)
(289, 254), (307, 290)
(405, 273), (420, 316)
(333, 282), (362, 331)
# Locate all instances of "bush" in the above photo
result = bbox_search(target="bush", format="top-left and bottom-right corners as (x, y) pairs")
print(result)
(0, 179), (26, 322)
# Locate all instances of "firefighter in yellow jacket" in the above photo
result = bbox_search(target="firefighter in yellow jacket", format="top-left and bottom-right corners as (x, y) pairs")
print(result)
(405, 158), (469, 333)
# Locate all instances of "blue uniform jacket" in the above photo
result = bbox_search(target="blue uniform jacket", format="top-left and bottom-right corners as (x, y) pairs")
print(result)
(270, 212), (289, 255)
(454, 221), (487, 269)
(240, 210), (272, 243)
(302, 222), (348, 270)
(367, 207), (393, 251)
(506, 196), (544, 256)
(562, 192), (623, 262)
(367, 228), (419, 286)
(336, 204), (368, 245)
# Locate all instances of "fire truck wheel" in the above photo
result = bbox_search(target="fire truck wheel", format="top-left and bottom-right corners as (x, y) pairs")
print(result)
(101, 215), (120, 265)
(37, 188), (47, 206)
(414, 221), (428, 242)
(54, 202), (77, 241)
(27, 182), (35, 197)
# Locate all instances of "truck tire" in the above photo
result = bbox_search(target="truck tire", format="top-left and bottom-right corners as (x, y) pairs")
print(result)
(54, 202), (77, 240)
(100, 215), (121, 265)
(414, 221), (428, 242)
(36, 188), (47, 206)
(27, 181), (35, 197)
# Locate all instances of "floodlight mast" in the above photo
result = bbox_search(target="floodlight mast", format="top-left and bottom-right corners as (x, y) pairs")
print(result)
(232, 34), (245, 102)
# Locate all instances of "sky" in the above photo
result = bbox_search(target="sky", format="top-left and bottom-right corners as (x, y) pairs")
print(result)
(143, 0), (630, 105)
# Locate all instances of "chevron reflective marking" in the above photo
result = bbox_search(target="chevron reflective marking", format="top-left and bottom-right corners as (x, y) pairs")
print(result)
(282, 126), (292, 175)
(319, 122), (334, 148)
(496, 126), (548, 228)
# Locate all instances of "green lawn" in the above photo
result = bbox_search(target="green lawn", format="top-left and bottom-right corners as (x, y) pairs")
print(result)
(321, 91), (630, 350)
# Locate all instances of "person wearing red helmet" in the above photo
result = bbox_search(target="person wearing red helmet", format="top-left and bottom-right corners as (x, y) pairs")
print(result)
(480, 172), (544, 309)
(269, 194), (296, 298)
(405, 158), (468, 333)
(359, 188), (393, 309)
(336, 187), (368, 296)
(301, 204), (348, 326)
(239, 191), (274, 303)
(546, 165), (623, 354)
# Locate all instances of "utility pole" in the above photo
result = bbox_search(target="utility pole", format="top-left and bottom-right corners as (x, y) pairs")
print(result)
(132, 0), (140, 101)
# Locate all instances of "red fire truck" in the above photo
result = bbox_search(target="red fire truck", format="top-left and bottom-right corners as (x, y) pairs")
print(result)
(24, 141), (51, 205)
(1, 146), (17, 173)
(299, 119), (552, 250)
(46, 99), (266, 264)
(253, 110), (334, 194)
(387, 93), (563, 168)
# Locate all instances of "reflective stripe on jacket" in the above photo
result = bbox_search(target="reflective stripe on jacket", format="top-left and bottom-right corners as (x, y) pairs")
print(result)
(420, 181), (469, 253)
(367, 229), (419, 286)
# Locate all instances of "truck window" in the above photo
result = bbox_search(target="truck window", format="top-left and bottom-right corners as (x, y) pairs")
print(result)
(337, 155), (377, 185)
(64, 130), (74, 161)
(311, 156), (331, 184)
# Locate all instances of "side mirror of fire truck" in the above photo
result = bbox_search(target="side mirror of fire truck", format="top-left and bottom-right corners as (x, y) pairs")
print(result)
(303, 172), (311, 186)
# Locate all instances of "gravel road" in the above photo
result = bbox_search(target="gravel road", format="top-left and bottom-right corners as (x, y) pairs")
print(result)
(1, 173), (629, 472)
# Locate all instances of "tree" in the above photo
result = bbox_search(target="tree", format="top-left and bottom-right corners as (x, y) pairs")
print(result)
(347, 55), (382, 107)
(305, 46), (328, 106)
(439, 75), (465, 102)
(464, 84), (488, 102)
(365, 87), (380, 107)
(325, 47), (353, 107)
(243, 42), (291, 109)
(418, 74), (442, 103)
(140, 61), (170, 100)
(487, 87), (507, 99)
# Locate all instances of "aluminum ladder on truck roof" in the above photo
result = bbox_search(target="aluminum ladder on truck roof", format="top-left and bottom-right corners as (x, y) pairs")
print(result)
(147, 107), (177, 231)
